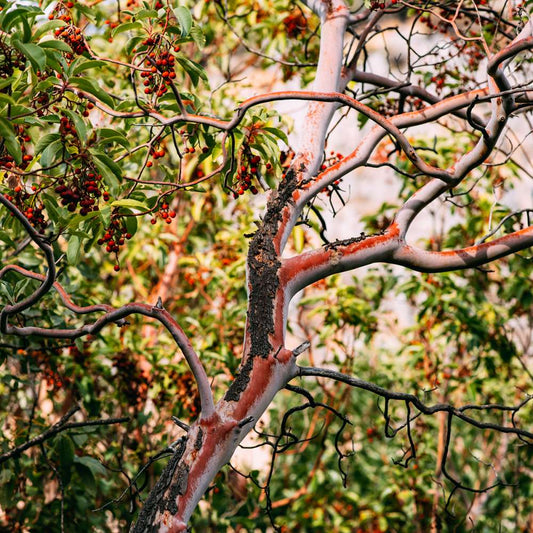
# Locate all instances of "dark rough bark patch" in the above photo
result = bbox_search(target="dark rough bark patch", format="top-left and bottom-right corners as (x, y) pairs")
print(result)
(324, 230), (385, 250)
(175, 464), (190, 496)
(224, 355), (253, 401)
(130, 440), (186, 533)
(194, 428), (204, 450)
(224, 172), (298, 403)
(246, 171), (298, 358)
(163, 463), (190, 515)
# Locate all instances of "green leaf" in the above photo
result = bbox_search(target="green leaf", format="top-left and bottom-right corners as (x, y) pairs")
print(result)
(12, 41), (47, 71)
(174, 6), (192, 37)
(97, 128), (131, 150)
(92, 151), (122, 179)
(74, 456), (107, 477)
(91, 152), (120, 194)
(125, 35), (144, 56)
(262, 127), (289, 145)
(72, 59), (108, 76)
(38, 39), (72, 53)
(0, 6), (42, 33)
(67, 235), (82, 264)
(35, 133), (62, 155)
(0, 94), (16, 106)
(54, 434), (75, 471)
(0, 76), (16, 91)
(176, 56), (207, 87)
(63, 108), (87, 141)
(0, 118), (22, 165)
(66, 211), (101, 230)
(134, 9), (158, 20)
(43, 49), (63, 74)
(33, 20), (67, 40)
(190, 26), (206, 48)
(40, 139), (63, 167)
(0, 469), (13, 485)
(110, 198), (147, 210)
(74, 461), (96, 493)
(34, 76), (59, 93)
(112, 21), (143, 37)
(68, 77), (115, 108)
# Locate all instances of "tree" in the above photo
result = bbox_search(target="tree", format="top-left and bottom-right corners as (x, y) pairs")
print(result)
(0, 0), (532, 530)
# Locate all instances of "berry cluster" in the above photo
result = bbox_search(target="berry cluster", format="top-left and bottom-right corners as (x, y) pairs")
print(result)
(58, 115), (75, 136)
(3, 186), (47, 232)
(0, 38), (25, 78)
(320, 150), (344, 171)
(97, 217), (133, 271)
(0, 125), (33, 170)
(54, 165), (106, 215)
(370, 0), (399, 9)
(150, 201), (176, 225)
(32, 91), (50, 116)
(158, 369), (200, 417)
(177, 129), (206, 156)
(140, 44), (178, 98)
(146, 144), (167, 167)
(282, 11), (307, 38)
(320, 151), (344, 195)
(233, 152), (262, 198)
(113, 350), (151, 407)
(43, 368), (66, 390)
(49, 4), (87, 58)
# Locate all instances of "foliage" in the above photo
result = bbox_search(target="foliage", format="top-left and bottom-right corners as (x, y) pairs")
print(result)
(0, 0), (532, 531)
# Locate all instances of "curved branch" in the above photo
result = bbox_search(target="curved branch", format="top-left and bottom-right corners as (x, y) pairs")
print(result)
(391, 225), (533, 273)
(0, 406), (130, 466)
(0, 264), (119, 316)
(295, 366), (533, 441)
(0, 195), (56, 333)
(0, 271), (216, 419)
(281, 226), (400, 300)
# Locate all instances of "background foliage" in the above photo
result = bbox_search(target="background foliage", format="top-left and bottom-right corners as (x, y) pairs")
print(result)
(0, 0), (532, 531)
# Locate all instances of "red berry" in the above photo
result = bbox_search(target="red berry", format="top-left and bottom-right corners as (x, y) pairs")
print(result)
(114, 264), (120, 272)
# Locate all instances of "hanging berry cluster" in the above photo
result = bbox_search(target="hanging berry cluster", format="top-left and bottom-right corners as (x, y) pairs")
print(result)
(0, 38), (25, 78)
(3, 183), (46, 232)
(233, 149), (261, 198)
(150, 200), (176, 225)
(97, 217), (133, 271)
(180, 128), (204, 154)
(54, 164), (107, 215)
(112, 350), (152, 407)
(158, 370), (200, 418)
(369, 0), (397, 10)
(140, 41), (178, 98)
(146, 143), (166, 167)
(55, 24), (87, 57)
(1, 125), (33, 170)
(42, 367), (67, 390)
(282, 11), (308, 38)
(320, 150), (344, 196)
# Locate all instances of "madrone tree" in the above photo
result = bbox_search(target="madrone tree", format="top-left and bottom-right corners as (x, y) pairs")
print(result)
(0, 0), (532, 531)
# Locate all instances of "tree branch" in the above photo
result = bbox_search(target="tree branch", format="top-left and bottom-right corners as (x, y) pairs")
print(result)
(295, 366), (533, 441)
(0, 406), (130, 465)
